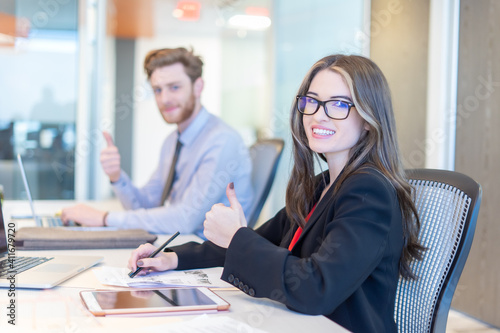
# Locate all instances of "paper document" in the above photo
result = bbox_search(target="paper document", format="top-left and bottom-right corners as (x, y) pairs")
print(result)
(93, 266), (233, 288)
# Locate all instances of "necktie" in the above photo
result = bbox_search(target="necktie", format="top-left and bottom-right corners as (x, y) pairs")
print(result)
(160, 138), (182, 204)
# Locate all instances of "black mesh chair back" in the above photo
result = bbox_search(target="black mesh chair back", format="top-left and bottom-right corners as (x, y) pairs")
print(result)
(395, 169), (482, 332)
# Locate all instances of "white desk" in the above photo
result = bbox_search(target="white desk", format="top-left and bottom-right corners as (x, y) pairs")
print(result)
(1, 201), (349, 332)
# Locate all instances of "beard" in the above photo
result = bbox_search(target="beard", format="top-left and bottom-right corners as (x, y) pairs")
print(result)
(176, 93), (196, 124)
(160, 92), (197, 125)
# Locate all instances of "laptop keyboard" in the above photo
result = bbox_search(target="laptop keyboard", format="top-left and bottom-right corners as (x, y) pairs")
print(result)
(43, 216), (64, 227)
(0, 256), (54, 278)
(42, 216), (79, 227)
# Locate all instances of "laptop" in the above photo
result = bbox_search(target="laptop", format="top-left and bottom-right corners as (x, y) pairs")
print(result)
(16, 154), (116, 231)
(16, 154), (75, 227)
(0, 200), (103, 289)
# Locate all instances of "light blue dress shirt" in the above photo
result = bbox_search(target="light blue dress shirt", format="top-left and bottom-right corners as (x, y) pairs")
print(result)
(106, 108), (254, 238)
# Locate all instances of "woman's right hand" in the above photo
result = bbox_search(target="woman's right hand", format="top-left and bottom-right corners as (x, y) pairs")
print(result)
(127, 243), (178, 275)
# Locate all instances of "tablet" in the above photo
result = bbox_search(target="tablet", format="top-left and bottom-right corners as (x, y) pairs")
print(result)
(80, 287), (230, 316)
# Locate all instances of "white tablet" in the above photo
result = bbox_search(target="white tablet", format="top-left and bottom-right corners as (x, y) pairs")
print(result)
(80, 287), (230, 316)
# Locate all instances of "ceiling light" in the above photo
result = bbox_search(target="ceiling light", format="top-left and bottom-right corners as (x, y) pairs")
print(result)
(227, 14), (271, 31)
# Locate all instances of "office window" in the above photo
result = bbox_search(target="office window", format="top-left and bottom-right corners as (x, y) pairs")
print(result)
(0, 0), (78, 199)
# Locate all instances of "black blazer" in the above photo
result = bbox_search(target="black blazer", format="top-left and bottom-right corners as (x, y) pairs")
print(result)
(172, 166), (403, 333)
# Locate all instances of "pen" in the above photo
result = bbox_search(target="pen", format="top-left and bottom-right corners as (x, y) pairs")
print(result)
(128, 231), (180, 278)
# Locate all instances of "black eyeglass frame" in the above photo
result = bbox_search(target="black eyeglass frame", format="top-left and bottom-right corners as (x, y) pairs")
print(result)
(295, 95), (355, 120)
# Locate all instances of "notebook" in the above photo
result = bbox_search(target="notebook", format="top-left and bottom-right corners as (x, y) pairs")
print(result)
(17, 153), (76, 227)
(14, 227), (158, 250)
(0, 200), (103, 289)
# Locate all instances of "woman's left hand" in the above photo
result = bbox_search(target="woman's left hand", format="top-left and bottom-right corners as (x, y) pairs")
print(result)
(204, 182), (247, 248)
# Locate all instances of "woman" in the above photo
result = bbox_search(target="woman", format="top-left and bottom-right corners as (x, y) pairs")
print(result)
(128, 54), (424, 332)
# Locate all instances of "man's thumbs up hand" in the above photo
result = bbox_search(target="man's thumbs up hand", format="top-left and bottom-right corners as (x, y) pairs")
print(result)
(100, 131), (121, 183)
(103, 131), (116, 148)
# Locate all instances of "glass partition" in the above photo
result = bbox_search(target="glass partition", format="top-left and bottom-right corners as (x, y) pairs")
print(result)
(0, 0), (78, 199)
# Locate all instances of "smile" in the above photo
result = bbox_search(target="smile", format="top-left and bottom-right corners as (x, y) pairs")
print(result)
(312, 128), (335, 136)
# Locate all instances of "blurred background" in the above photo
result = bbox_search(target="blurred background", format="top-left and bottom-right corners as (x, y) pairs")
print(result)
(0, 0), (499, 328)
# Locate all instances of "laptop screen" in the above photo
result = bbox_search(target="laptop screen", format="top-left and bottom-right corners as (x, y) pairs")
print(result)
(0, 201), (8, 254)
(16, 154), (40, 226)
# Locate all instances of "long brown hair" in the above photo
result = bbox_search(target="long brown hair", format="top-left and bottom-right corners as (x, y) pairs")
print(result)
(285, 54), (424, 279)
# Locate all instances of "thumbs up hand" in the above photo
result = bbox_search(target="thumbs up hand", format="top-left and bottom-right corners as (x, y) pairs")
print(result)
(203, 182), (247, 248)
(100, 131), (121, 182)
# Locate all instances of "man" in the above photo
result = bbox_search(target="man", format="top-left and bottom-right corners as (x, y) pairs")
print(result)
(61, 47), (254, 238)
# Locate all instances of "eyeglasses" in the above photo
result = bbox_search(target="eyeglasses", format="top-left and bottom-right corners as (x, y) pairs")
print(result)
(296, 95), (355, 120)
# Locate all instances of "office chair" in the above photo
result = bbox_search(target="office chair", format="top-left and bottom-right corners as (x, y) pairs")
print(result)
(395, 169), (482, 333)
(246, 138), (285, 228)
